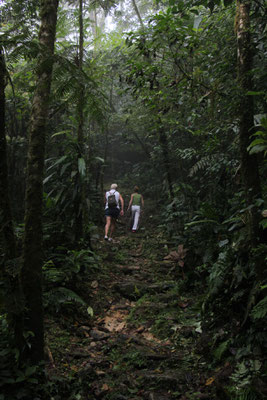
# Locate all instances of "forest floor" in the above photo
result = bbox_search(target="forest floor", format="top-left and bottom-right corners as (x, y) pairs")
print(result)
(45, 208), (224, 400)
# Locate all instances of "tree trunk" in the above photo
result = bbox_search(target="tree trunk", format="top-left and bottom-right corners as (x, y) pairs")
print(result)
(158, 123), (174, 201)
(21, 0), (59, 363)
(74, 0), (85, 244)
(131, 0), (144, 28)
(236, 0), (261, 245)
(0, 47), (24, 348)
(0, 49), (16, 261)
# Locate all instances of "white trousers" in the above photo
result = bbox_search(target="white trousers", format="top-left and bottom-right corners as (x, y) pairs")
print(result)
(131, 205), (140, 230)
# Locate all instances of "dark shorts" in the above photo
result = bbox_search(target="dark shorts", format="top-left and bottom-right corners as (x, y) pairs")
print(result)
(105, 207), (120, 218)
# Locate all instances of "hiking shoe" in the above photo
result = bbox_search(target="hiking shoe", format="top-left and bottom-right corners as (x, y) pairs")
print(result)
(132, 230), (136, 233)
(108, 237), (113, 242)
(104, 236), (108, 240)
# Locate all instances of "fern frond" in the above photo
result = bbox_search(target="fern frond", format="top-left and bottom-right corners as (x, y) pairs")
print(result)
(189, 155), (212, 177)
(251, 296), (267, 320)
(43, 287), (87, 312)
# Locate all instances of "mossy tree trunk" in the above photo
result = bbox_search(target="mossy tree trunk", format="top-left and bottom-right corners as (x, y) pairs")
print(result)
(21, 0), (59, 363)
(236, 0), (261, 245)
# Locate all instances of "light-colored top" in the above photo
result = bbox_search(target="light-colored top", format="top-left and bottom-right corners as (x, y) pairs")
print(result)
(105, 190), (120, 209)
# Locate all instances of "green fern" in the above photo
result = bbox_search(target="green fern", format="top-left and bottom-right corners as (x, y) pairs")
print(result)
(251, 296), (267, 320)
(213, 338), (231, 360)
(189, 155), (212, 177)
(43, 287), (86, 312)
(208, 250), (231, 296)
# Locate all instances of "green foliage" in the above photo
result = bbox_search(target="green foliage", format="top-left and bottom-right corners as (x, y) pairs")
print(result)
(43, 247), (100, 285)
(109, 346), (147, 370)
(213, 339), (231, 361)
(43, 287), (86, 313)
(43, 247), (99, 313)
(1, 0), (266, 398)
(247, 116), (267, 158)
(228, 360), (263, 399)
(251, 296), (267, 320)
(0, 315), (43, 400)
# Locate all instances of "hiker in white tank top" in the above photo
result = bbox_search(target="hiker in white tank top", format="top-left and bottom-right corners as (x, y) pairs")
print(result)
(127, 186), (144, 232)
(104, 183), (124, 241)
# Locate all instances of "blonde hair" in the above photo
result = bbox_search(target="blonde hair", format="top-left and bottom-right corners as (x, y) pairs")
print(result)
(110, 183), (118, 190)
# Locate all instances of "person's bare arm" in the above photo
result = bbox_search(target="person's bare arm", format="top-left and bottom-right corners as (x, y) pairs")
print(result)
(119, 194), (124, 216)
(127, 194), (133, 211)
(141, 195), (144, 209)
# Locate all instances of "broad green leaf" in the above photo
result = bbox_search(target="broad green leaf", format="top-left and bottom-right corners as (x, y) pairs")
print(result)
(248, 144), (266, 155)
(219, 239), (229, 247)
(51, 130), (72, 138)
(43, 172), (56, 185)
(193, 16), (202, 30)
(78, 157), (86, 176)
(71, 170), (78, 179)
(87, 306), (94, 316)
(47, 155), (68, 171)
(95, 156), (105, 163)
(60, 162), (71, 176)
(247, 91), (265, 96)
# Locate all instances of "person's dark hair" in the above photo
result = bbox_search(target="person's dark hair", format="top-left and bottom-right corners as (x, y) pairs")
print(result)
(134, 186), (139, 192)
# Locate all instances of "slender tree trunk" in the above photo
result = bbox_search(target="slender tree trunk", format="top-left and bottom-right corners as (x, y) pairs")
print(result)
(236, 0), (261, 245)
(131, 0), (144, 28)
(0, 47), (24, 348)
(132, 130), (151, 158)
(0, 49), (16, 260)
(158, 123), (174, 201)
(74, 0), (85, 243)
(21, 0), (59, 363)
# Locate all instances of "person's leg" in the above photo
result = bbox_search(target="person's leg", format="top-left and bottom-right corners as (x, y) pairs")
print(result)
(105, 216), (112, 237)
(132, 206), (140, 231)
(130, 206), (134, 231)
(131, 206), (136, 229)
(109, 217), (116, 238)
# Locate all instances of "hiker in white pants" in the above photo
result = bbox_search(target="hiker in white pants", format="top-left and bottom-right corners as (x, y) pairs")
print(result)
(127, 186), (144, 232)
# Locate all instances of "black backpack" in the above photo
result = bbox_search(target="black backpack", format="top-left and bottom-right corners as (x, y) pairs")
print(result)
(108, 191), (117, 208)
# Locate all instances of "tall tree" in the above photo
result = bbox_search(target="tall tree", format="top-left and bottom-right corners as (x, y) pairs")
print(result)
(0, 48), (16, 262)
(74, 0), (85, 243)
(236, 0), (261, 245)
(0, 46), (24, 349)
(21, 0), (59, 363)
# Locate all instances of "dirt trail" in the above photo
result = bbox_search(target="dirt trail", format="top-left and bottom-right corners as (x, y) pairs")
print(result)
(47, 221), (213, 399)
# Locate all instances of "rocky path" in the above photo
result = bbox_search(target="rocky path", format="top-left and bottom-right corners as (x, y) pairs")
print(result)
(47, 225), (215, 399)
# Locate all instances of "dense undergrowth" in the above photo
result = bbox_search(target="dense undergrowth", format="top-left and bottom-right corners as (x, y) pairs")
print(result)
(0, 193), (266, 400)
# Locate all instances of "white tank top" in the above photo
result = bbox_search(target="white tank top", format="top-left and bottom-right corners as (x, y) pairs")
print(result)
(105, 190), (120, 209)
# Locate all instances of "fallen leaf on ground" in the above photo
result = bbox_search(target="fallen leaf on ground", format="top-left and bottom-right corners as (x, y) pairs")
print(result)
(178, 302), (189, 308)
(205, 376), (215, 385)
(142, 331), (161, 343)
(101, 383), (110, 391)
(95, 370), (105, 375)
